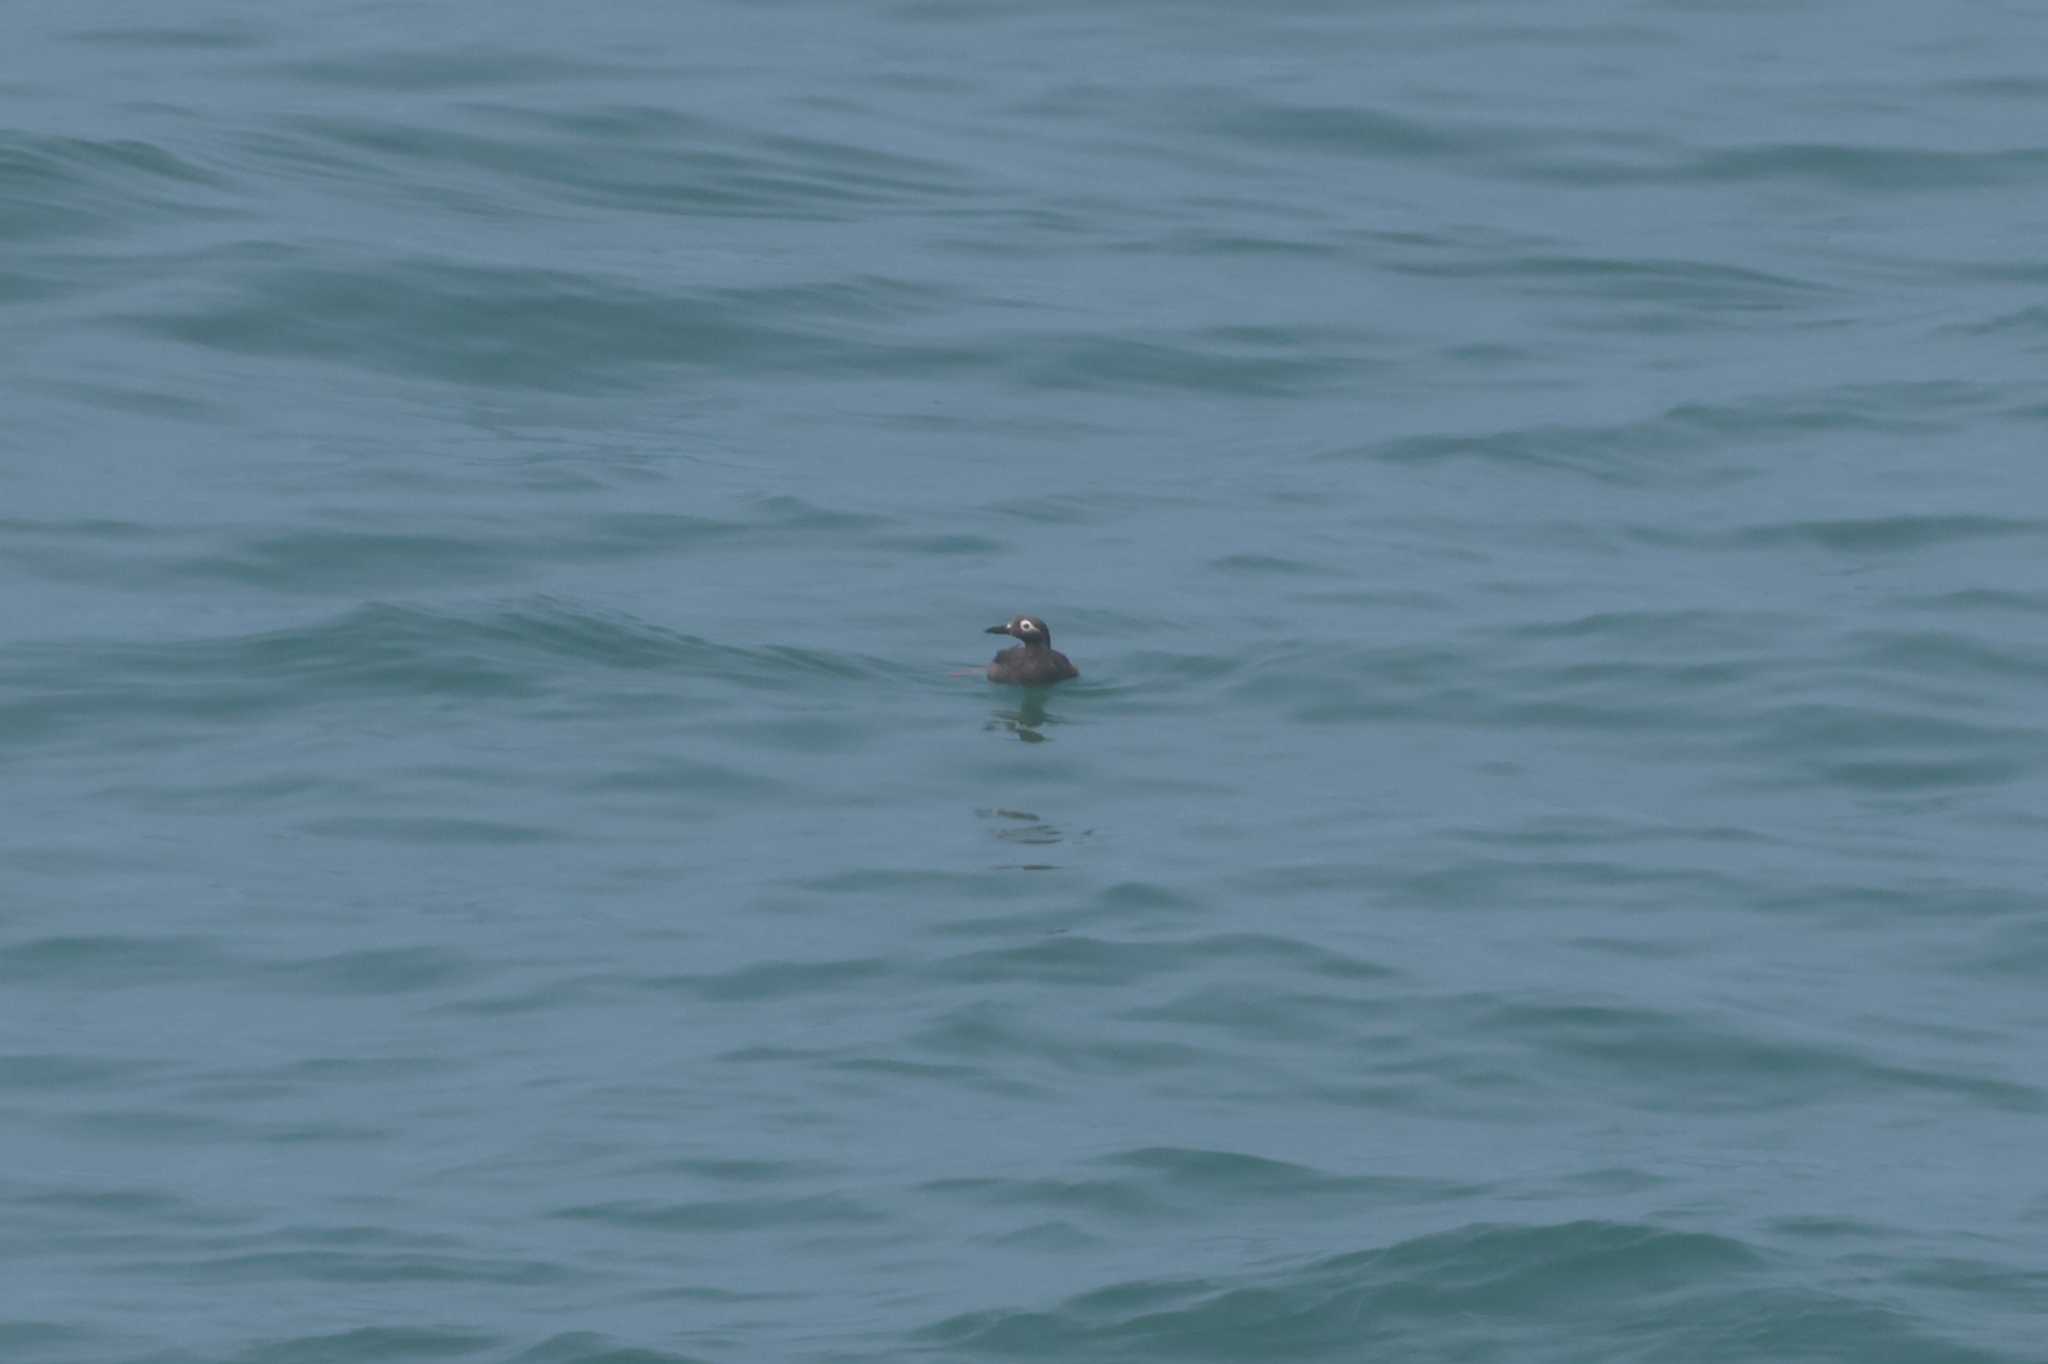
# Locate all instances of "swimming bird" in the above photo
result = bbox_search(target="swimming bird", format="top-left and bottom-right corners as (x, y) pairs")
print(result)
(984, 615), (1079, 687)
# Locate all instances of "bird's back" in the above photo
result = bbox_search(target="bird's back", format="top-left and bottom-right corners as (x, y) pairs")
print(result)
(987, 644), (1078, 686)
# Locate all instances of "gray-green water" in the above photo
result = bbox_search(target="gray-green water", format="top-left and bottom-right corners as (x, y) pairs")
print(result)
(6, 3), (2046, 1361)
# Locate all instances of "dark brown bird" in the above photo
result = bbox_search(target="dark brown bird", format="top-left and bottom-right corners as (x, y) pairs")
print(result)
(984, 615), (1079, 686)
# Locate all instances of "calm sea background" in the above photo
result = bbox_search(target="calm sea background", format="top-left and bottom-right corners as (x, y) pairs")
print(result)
(5, 2), (2046, 1361)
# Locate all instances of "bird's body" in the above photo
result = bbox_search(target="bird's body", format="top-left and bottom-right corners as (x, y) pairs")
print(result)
(984, 615), (1078, 687)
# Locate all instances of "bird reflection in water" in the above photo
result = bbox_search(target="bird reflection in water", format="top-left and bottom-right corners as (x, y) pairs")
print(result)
(987, 691), (1053, 742)
(977, 807), (1063, 846)
(976, 806), (1086, 870)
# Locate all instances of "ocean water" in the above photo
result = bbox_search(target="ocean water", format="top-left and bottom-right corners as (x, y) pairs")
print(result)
(5, 1), (2046, 1360)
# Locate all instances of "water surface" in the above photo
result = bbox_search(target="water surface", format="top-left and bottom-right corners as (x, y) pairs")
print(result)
(5, 2), (2046, 1361)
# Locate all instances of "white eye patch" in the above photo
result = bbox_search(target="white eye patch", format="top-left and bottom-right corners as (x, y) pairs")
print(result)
(1018, 619), (1037, 631)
